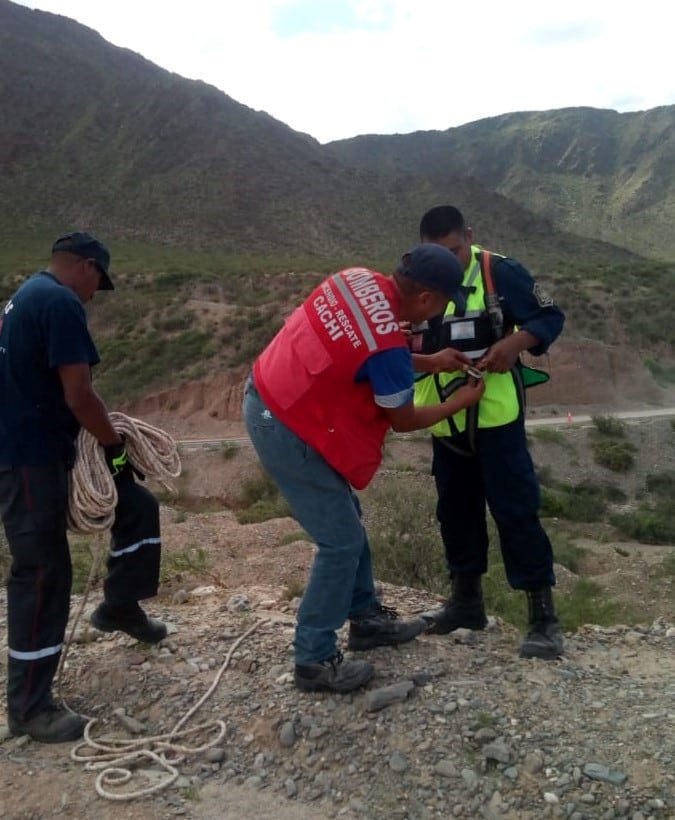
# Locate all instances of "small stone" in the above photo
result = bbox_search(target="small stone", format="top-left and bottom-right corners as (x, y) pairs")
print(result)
(434, 759), (458, 778)
(0, 725), (12, 742)
(504, 766), (519, 780)
(482, 741), (511, 764)
(315, 772), (333, 789)
(279, 722), (296, 748)
(544, 792), (559, 804)
(583, 763), (628, 786)
(112, 708), (145, 734)
(172, 590), (190, 605)
(227, 593), (251, 612)
(647, 798), (665, 809)
(461, 768), (479, 791)
(245, 775), (263, 789)
(126, 653), (146, 666)
(205, 748), (226, 764)
(475, 727), (497, 743)
(389, 751), (408, 772)
(284, 778), (297, 798)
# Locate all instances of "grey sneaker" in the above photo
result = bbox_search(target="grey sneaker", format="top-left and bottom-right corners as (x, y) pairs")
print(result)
(91, 601), (167, 644)
(294, 651), (374, 693)
(8, 704), (87, 744)
(347, 604), (428, 650)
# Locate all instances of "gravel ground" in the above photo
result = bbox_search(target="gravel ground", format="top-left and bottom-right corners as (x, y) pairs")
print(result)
(1, 581), (674, 820)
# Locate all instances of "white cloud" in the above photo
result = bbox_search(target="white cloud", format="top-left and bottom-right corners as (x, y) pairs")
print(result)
(14, 0), (675, 142)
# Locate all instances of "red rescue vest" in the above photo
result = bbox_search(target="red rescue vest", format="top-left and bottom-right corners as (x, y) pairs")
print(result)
(253, 269), (407, 489)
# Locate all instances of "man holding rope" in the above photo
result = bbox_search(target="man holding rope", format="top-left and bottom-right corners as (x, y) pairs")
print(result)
(0, 232), (166, 743)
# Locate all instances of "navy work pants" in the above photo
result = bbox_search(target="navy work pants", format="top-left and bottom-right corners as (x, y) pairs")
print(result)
(0, 463), (161, 722)
(431, 419), (555, 590)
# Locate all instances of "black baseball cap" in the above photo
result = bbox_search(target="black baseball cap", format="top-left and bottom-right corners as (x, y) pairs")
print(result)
(397, 243), (463, 299)
(51, 231), (114, 290)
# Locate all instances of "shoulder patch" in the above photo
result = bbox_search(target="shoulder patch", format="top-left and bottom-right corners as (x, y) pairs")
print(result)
(533, 282), (555, 308)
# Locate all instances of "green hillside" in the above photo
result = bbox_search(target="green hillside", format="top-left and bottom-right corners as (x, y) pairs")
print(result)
(328, 107), (675, 262)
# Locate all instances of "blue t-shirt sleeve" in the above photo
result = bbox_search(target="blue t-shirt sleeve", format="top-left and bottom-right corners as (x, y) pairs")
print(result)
(493, 258), (565, 355)
(356, 348), (414, 408)
(45, 294), (100, 368)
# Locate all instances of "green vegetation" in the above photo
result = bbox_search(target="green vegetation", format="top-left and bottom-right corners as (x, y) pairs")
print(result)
(220, 443), (240, 461)
(591, 438), (637, 472)
(531, 428), (572, 447)
(279, 530), (310, 546)
(591, 415), (627, 438)
(550, 532), (587, 574)
(281, 580), (306, 601)
(362, 473), (637, 630)
(587, 417), (637, 472)
(611, 471), (675, 545)
(234, 469), (292, 524)
(160, 545), (220, 586)
(540, 482), (607, 522)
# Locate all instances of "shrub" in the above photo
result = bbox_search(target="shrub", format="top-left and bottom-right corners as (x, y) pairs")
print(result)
(611, 506), (675, 545)
(235, 469), (292, 524)
(363, 475), (447, 594)
(591, 415), (627, 437)
(645, 471), (675, 499)
(531, 428), (571, 447)
(540, 482), (607, 522)
(591, 438), (636, 472)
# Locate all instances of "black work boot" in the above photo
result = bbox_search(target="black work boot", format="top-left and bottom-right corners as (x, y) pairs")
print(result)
(419, 575), (488, 634)
(91, 601), (167, 644)
(519, 587), (564, 660)
(294, 651), (374, 693)
(8, 703), (87, 744)
(347, 604), (428, 651)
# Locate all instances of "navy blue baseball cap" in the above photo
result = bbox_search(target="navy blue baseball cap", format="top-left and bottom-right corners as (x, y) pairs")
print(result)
(51, 231), (114, 290)
(397, 243), (463, 299)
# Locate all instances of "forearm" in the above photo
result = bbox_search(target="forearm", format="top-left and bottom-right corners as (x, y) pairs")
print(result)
(390, 396), (472, 433)
(509, 329), (540, 354)
(67, 389), (121, 446)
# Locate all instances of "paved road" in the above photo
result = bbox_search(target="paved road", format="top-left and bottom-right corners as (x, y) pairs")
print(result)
(176, 407), (675, 450)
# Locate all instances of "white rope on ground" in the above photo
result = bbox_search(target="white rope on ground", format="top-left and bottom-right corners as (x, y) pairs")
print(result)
(70, 619), (265, 801)
(67, 411), (182, 534)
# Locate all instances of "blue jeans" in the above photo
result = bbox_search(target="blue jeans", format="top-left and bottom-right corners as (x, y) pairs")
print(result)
(243, 382), (379, 664)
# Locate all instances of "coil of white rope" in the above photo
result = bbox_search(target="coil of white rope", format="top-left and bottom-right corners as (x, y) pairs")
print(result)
(70, 620), (264, 801)
(61, 413), (264, 800)
(67, 411), (182, 534)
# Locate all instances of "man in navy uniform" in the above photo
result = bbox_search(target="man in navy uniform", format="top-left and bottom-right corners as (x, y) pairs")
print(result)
(0, 232), (166, 743)
(413, 207), (566, 659)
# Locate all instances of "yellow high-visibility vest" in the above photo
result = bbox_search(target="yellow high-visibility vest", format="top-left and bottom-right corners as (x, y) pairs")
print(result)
(414, 246), (522, 438)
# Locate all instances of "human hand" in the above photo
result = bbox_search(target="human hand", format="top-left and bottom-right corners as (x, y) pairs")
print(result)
(477, 336), (521, 373)
(450, 378), (485, 409)
(430, 347), (473, 373)
(103, 439), (145, 482)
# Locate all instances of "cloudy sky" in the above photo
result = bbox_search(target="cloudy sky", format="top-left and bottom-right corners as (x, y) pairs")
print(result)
(16, 0), (675, 143)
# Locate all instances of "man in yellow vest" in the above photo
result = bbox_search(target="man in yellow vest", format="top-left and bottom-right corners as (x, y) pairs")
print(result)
(413, 206), (565, 659)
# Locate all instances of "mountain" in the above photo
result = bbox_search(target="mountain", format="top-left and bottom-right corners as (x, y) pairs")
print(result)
(1, 1), (673, 408)
(328, 106), (675, 262)
(0, 0), (643, 267)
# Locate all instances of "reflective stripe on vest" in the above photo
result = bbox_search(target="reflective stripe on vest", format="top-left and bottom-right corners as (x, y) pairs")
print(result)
(414, 245), (521, 437)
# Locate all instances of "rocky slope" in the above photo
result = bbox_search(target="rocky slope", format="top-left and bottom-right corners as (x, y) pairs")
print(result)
(1, 577), (673, 820)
